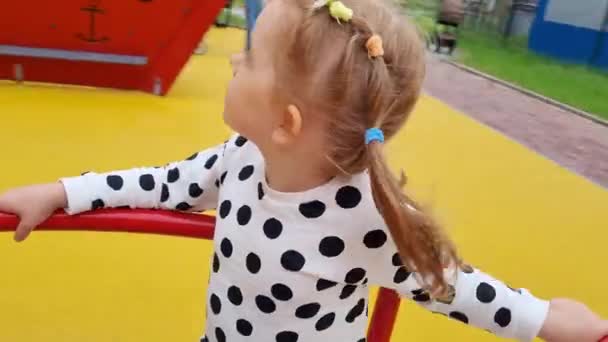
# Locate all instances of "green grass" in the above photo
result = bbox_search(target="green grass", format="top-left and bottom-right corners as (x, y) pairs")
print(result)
(216, 8), (247, 29)
(456, 30), (608, 120)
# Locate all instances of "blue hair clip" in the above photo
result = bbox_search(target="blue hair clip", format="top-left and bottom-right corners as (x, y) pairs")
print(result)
(365, 128), (384, 145)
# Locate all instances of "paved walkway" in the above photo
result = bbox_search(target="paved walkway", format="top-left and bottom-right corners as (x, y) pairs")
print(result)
(424, 54), (608, 188)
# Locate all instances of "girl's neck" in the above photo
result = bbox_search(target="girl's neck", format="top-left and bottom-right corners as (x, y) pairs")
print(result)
(264, 148), (337, 193)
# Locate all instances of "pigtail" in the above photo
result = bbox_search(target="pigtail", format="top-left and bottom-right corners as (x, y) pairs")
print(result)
(367, 141), (458, 295)
(362, 33), (459, 296)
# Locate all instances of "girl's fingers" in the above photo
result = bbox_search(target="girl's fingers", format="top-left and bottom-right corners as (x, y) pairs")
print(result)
(13, 218), (34, 242)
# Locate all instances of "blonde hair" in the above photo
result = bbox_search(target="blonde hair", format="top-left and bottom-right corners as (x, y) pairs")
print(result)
(274, 0), (460, 294)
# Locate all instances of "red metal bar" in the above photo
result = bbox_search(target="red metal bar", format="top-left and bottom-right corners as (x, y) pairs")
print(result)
(0, 209), (215, 239)
(368, 287), (401, 342)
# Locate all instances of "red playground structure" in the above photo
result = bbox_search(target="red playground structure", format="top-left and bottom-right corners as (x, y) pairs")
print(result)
(0, 0), (225, 95)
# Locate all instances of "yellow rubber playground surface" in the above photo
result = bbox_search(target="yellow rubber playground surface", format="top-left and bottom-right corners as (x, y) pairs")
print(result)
(0, 28), (607, 341)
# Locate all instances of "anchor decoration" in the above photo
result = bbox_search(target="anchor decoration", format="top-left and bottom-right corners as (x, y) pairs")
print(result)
(76, 0), (110, 42)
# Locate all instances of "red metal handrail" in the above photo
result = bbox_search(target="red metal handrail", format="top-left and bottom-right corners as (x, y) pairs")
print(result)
(0, 209), (401, 342)
(0, 209), (215, 239)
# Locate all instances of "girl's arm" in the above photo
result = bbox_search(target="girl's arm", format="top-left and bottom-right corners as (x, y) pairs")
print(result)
(0, 135), (244, 242)
(60, 141), (226, 215)
(365, 227), (607, 341)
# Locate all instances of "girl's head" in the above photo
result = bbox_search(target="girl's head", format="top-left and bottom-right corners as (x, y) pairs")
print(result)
(225, 0), (459, 294)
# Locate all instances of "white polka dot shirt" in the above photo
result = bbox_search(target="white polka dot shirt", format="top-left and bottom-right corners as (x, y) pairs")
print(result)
(61, 134), (550, 342)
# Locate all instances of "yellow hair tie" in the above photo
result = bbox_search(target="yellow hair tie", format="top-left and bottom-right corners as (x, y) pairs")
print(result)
(366, 34), (384, 58)
(329, 1), (353, 22)
(313, 0), (353, 23)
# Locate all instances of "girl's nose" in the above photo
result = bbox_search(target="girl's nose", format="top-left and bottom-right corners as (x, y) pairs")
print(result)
(230, 53), (245, 76)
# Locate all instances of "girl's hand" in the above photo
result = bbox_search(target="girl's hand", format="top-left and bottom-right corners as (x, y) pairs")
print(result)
(539, 298), (608, 342)
(0, 183), (67, 242)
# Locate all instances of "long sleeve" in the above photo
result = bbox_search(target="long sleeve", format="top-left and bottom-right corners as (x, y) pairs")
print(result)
(365, 226), (549, 341)
(60, 141), (228, 215)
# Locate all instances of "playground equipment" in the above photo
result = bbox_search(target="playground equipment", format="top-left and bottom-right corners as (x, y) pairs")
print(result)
(433, 0), (465, 55)
(1, 209), (607, 341)
(0, 209), (400, 342)
(0, 0), (225, 95)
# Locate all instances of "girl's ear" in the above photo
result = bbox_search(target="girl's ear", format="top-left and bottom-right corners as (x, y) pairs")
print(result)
(271, 104), (302, 145)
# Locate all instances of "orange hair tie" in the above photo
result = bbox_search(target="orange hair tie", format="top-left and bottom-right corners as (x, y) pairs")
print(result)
(365, 34), (384, 58)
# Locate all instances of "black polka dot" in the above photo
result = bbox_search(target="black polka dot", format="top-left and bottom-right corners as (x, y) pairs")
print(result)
(160, 183), (169, 202)
(186, 152), (198, 161)
(220, 238), (233, 258)
(315, 312), (336, 331)
(319, 236), (345, 257)
(237, 205), (252, 226)
(339, 285), (357, 300)
(228, 286), (243, 305)
(255, 295), (276, 313)
(449, 311), (469, 324)
(210, 293), (221, 314)
(276, 331), (298, 342)
(345, 268), (366, 284)
(298, 200), (326, 218)
(392, 253), (403, 266)
(363, 230), (387, 248)
(167, 168), (180, 183)
(393, 267), (411, 283)
(345, 298), (365, 323)
(335, 186), (362, 209)
(238, 165), (255, 181)
(139, 174), (155, 191)
(215, 327), (226, 342)
(357, 339), (366, 342)
(205, 155), (218, 169)
(189, 183), (203, 197)
(212, 253), (220, 273)
(235, 136), (248, 147)
(476, 282), (497, 303)
(295, 302), (321, 319)
(412, 289), (431, 302)
(271, 283), (293, 301)
(176, 202), (192, 211)
(281, 250), (306, 271)
(258, 182), (264, 200)
(219, 200), (232, 219)
(106, 175), (124, 190)
(246, 253), (262, 274)
(91, 199), (105, 210)
(362, 278), (369, 286)
(494, 308), (512, 327)
(200, 336), (208, 342)
(236, 319), (253, 336)
(263, 218), (283, 239)
(220, 171), (228, 184)
(215, 179), (220, 188)
(316, 279), (337, 291)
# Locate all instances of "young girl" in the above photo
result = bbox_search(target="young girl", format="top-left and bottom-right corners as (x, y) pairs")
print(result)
(1, 0), (606, 341)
